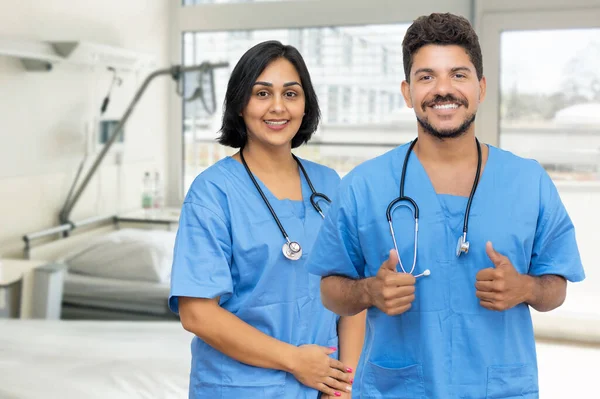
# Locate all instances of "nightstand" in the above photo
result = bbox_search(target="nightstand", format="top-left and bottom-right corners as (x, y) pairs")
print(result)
(0, 259), (65, 319)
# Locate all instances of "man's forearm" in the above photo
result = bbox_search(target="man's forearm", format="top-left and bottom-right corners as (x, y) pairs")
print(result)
(523, 274), (567, 312)
(321, 275), (372, 316)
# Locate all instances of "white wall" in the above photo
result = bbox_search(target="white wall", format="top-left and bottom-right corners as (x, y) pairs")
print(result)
(0, 0), (170, 257)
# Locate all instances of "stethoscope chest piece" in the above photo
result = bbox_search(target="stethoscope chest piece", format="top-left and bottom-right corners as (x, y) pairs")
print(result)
(283, 241), (303, 261)
(240, 149), (330, 263)
(456, 234), (470, 257)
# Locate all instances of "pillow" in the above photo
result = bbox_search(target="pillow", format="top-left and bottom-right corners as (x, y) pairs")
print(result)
(63, 229), (176, 283)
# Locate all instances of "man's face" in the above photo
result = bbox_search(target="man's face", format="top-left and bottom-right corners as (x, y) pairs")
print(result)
(401, 44), (486, 139)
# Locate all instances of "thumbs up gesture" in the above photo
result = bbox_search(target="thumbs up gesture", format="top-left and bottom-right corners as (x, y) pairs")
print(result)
(475, 242), (532, 311)
(366, 250), (416, 316)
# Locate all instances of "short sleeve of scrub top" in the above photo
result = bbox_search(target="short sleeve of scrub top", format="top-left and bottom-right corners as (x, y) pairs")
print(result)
(528, 168), (585, 282)
(306, 173), (366, 279)
(169, 182), (233, 314)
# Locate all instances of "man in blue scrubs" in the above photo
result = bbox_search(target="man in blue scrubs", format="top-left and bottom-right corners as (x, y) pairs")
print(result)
(306, 13), (585, 399)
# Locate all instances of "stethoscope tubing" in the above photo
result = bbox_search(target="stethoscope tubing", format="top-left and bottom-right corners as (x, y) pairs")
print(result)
(388, 137), (482, 273)
(240, 147), (330, 244)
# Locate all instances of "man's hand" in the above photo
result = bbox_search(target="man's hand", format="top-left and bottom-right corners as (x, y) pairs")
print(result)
(475, 241), (532, 311)
(366, 250), (416, 315)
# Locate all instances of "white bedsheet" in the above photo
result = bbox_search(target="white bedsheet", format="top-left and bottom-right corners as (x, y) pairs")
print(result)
(0, 320), (597, 398)
(0, 320), (191, 399)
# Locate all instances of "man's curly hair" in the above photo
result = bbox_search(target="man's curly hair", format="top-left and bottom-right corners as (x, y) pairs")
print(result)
(402, 13), (483, 82)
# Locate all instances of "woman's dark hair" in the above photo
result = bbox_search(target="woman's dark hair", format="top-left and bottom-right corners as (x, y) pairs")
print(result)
(402, 13), (483, 82)
(218, 40), (320, 148)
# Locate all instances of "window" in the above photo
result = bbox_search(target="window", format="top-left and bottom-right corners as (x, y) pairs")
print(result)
(183, 0), (302, 4)
(382, 47), (389, 75)
(500, 29), (600, 181)
(288, 29), (303, 52)
(343, 35), (353, 66)
(494, 23), (600, 342)
(309, 29), (323, 66)
(181, 24), (410, 191)
(328, 86), (339, 123)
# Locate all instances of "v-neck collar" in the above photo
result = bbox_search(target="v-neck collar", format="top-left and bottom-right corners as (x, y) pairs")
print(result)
(222, 156), (311, 218)
(394, 143), (496, 221)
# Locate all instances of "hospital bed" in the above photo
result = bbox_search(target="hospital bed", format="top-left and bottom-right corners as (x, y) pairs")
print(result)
(23, 212), (600, 336)
(24, 213), (179, 320)
(0, 320), (190, 399)
(0, 319), (597, 398)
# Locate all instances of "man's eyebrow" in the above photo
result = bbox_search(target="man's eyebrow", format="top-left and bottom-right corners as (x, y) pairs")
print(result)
(451, 66), (472, 73)
(413, 68), (435, 75)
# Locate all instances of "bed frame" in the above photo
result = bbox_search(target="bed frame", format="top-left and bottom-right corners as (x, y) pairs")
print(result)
(23, 215), (177, 321)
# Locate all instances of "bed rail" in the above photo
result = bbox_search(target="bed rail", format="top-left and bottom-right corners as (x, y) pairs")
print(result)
(22, 214), (118, 258)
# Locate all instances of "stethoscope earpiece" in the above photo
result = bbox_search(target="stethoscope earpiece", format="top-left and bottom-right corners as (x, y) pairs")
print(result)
(414, 269), (431, 278)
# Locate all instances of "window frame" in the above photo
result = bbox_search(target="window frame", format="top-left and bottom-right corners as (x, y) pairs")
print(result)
(475, 0), (600, 147)
(167, 0), (472, 203)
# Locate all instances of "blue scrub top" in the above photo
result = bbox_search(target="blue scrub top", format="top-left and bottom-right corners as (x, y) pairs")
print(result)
(169, 156), (340, 399)
(307, 143), (585, 399)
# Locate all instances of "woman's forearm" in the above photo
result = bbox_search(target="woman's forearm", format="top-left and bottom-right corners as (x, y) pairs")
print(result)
(337, 311), (367, 382)
(178, 296), (297, 372)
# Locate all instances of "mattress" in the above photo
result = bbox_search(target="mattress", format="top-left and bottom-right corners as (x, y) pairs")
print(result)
(0, 320), (191, 399)
(0, 320), (597, 399)
(62, 272), (171, 316)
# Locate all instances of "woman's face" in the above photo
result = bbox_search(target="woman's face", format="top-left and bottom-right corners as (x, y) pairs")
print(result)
(241, 57), (306, 150)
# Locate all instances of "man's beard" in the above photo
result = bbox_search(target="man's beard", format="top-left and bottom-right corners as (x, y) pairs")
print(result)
(417, 112), (476, 140)
(417, 93), (476, 140)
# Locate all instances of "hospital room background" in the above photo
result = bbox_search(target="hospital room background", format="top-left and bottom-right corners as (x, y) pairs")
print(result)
(0, 0), (598, 397)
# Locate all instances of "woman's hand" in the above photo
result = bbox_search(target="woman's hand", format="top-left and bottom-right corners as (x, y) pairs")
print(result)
(322, 393), (351, 399)
(288, 345), (353, 396)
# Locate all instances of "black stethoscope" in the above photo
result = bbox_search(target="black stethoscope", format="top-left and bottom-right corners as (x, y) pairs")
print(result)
(240, 149), (331, 261)
(386, 137), (482, 278)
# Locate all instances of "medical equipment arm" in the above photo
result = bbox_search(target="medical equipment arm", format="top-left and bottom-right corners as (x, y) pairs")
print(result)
(58, 62), (227, 225)
(178, 297), (353, 396)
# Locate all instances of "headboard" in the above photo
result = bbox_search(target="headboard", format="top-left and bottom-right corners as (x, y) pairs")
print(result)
(28, 225), (117, 262)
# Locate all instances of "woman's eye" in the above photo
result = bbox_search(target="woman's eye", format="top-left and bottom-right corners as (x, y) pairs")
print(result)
(256, 91), (269, 97)
(285, 91), (297, 97)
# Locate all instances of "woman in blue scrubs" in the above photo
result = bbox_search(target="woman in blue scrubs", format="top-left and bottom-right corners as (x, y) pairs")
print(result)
(169, 41), (364, 399)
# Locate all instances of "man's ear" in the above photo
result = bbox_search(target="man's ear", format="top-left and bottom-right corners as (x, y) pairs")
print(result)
(401, 80), (413, 108)
(479, 76), (487, 102)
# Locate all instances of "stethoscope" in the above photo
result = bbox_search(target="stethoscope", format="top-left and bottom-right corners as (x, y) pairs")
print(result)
(240, 149), (331, 261)
(386, 137), (482, 278)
